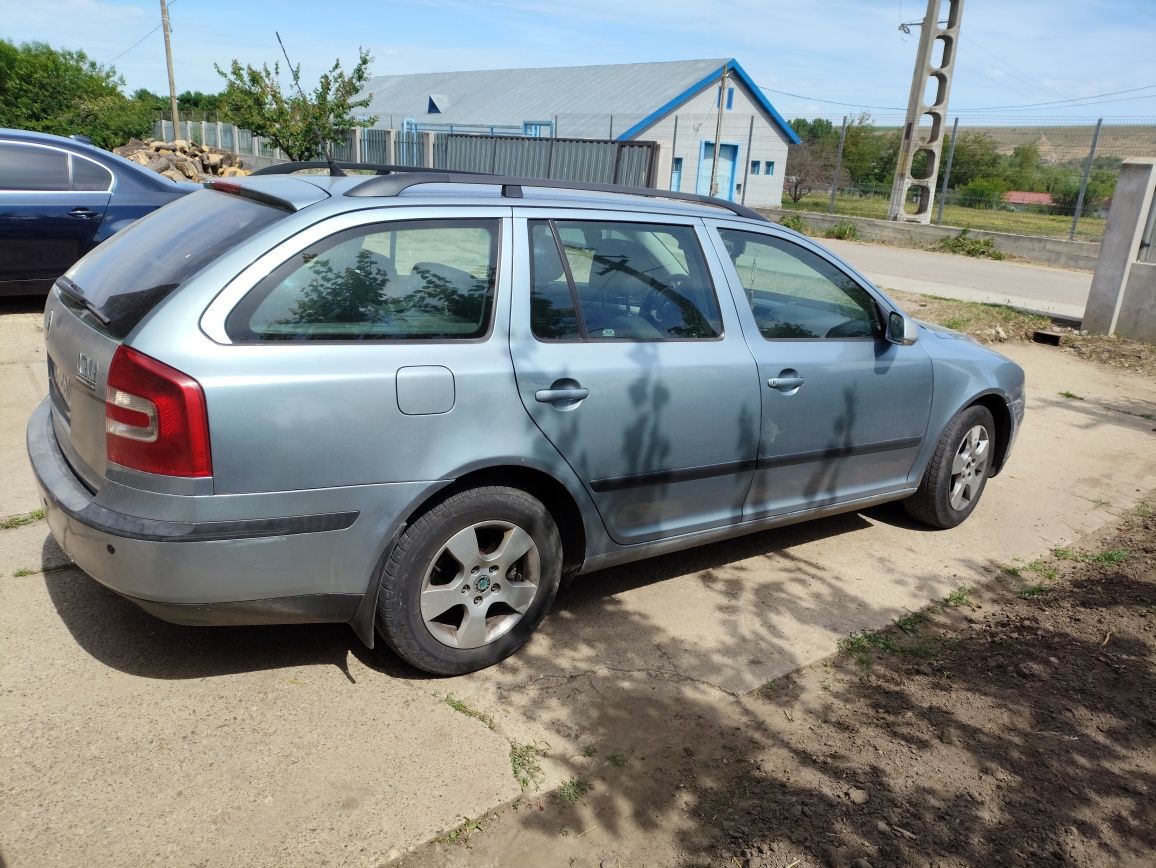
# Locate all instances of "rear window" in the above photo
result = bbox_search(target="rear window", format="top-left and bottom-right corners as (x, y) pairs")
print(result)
(63, 188), (287, 338)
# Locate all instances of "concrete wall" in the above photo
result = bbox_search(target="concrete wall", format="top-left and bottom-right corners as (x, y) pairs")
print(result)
(1084, 159), (1156, 341)
(761, 209), (1102, 271)
(638, 81), (791, 208)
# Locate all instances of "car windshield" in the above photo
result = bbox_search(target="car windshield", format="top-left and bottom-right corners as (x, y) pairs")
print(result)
(64, 188), (287, 338)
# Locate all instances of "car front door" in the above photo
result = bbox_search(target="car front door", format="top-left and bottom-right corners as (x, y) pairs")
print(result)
(708, 222), (934, 521)
(0, 142), (111, 293)
(509, 212), (761, 545)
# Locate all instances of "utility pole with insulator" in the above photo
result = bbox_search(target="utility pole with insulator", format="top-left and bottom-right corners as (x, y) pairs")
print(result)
(888, 0), (964, 223)
(159, 0), (180, 138)
(709, 63), (729, 198)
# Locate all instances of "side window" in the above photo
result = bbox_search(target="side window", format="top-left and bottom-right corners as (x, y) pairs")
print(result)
(0, 144), (69, 191)
(719, 229), (881, 339)
(226, 219), (499, 342)
(528, 219), (722, 341)
(72, 157), (112, 192)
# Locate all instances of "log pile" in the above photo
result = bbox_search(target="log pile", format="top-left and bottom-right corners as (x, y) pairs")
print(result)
(114, 138), (251, 182)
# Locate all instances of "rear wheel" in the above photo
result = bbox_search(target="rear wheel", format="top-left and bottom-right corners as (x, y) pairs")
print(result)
(904, 405), (996, 529)
(375, 486), (562, 675)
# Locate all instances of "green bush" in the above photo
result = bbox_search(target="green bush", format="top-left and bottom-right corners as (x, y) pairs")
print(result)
(933, 229), (1005, 260)
(956, 176), (1010, 210)
(823, 219), (860, 240)
(778, 213), (809, 234)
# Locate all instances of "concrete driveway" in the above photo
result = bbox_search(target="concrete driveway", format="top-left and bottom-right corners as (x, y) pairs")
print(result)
(2, 299), (1154, 866)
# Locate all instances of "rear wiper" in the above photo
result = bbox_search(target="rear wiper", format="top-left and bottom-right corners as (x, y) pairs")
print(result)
(56, 277), (110, 326)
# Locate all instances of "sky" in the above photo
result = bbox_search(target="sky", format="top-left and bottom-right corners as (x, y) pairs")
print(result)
(6, 0), (1156, 123)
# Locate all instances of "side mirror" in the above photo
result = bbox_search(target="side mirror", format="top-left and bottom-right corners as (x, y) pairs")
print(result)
(887, 310), (919, 346)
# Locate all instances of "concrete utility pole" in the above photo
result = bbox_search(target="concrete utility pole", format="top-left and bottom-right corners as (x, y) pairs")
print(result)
(709, 63), (729, 197)
(159, 0), (180, 137)
(888, 0), (964, 223)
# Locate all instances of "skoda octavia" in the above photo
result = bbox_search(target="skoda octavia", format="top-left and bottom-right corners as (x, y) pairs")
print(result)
(28, 168), (1025, 674)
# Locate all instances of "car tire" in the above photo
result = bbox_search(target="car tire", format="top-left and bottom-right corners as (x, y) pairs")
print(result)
(904, 404), (996, 530)
(375, 486), (562, 675)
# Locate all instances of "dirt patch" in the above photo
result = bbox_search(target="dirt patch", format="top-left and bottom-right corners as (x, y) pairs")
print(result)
(889, 289), (1156, 379)
(400, 500), (1155, 867)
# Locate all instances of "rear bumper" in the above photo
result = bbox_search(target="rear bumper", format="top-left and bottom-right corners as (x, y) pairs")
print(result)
(26, 397), (423, 626)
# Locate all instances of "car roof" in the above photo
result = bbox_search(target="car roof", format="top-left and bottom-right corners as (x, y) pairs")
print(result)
(219, 171), (768, 223)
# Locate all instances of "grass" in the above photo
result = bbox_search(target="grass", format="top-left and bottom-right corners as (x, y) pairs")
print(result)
(1018, 584), (1051, 599)
(933, 229), (1005, 260)
(12, 562), (72, 578)
(838, 629), (897, 667)
(1, 508), (45, 530)
(1058, 390), (1085, 400)
(895, 612), (927, 634)
(580, 744), (597, 758)
(1025, 559), (1058, 580)
(1051, 546), (1132, 566)
(777, 213), (810, 234)
(780, 192), (1106, 241)
(442, 816), (484, 845)
(509, 742), (544, 792)
(554, 778), (591, 806)
(608, 754), (627, 768)
(887, 290), (1052, 342)
(943, 586), (973, 607)
(823, 219), (860, 240)
(443, 693), (495, 731)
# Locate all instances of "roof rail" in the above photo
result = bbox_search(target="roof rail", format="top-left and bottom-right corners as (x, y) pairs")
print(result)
(344, 170), (770, 222)
(251, 161), (486, 177)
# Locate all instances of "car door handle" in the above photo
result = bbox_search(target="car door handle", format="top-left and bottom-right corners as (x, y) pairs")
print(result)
(768, 376), (805, 391)
(535, 387), (590, 404)
(68, 208), (99, 220)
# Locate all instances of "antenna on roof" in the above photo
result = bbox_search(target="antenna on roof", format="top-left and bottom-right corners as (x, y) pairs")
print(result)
(275, 31), (345, 177)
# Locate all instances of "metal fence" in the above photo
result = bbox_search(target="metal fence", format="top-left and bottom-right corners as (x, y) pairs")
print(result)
(777, 114), (1156, 242)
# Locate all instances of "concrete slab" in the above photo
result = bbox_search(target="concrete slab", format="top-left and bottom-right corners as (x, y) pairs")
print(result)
(824, 239), (1094, 319)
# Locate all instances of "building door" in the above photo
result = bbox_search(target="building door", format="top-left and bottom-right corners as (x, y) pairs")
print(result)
(696, 143), (738, 200)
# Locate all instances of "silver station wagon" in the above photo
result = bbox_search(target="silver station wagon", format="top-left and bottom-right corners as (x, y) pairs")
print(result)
(28, 167), (1025, 674)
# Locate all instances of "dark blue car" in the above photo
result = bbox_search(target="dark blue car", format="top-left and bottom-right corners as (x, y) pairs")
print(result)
(0, 129), (196, 296)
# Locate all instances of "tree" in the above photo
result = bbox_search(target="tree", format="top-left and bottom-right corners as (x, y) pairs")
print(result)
(1048, 169), (1117, 216)
(0, 40), (152, 148)
(216, 48), (377, 161)
(783, 141), (845, 203)
(944, 131), (1001, 189)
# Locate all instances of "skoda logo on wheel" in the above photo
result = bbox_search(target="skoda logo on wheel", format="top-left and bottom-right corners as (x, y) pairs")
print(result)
(475, 576), (490, 592)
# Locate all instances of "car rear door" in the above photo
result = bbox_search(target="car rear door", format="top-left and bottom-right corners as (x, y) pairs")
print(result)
(0, 142), (111, 292)
(706, 220), (934, 521)
(509, 209), (761, 545)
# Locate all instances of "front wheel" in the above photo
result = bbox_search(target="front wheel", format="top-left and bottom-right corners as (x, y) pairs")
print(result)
(375, 486), (562, 675)
(904, 405), (996, 529)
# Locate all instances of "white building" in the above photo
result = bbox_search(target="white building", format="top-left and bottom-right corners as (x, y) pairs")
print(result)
(359, 58), (800, 207)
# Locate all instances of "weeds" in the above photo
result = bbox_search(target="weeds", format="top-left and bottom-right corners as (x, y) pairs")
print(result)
(933, 228), (1005, 260)
(509, 742), (544, 791)
(1089, 548), (1130, 566)
(608, 754), (627, 768)
(12, 563), (72, 578)
(1, 508), (45, 530)
(1018, 584), (1051, 599)
(823, 219), (860, 240)
(442, 816), (484, 845)
(943, 586), (972, 607)
(580, 744), (597, 758)
(443, 694), (495, 731)
(839, 629), (896, 666)
(1058, 390), (1085, 400)
(554, 778), (591, 806)
(778, 213), (810, 234)
(1025, 559), (1058, 580)
(895, 612), (926, 634)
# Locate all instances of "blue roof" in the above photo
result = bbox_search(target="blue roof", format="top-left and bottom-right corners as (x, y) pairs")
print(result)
(615, 59), (800, 145)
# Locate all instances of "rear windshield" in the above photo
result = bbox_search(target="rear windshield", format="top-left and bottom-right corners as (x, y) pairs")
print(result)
(64, 189), (287, 338)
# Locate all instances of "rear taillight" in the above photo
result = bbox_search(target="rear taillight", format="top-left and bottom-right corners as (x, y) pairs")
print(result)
(105, 346), (212, 477)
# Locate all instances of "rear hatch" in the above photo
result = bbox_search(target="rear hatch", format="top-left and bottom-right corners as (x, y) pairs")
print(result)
(45, 187), (292, 492)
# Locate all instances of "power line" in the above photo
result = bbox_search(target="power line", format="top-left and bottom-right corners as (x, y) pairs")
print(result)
(961, 36), (1069, 100)
(103, 0), (178, 67)
(757, 81), (1156, 114)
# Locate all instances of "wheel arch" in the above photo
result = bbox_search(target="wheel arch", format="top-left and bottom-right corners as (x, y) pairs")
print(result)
(968, 391), (1013, 477)
(349, 463), (591, 648)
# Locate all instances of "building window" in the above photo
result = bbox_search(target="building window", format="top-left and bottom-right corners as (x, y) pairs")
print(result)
(750, 160), (760, 176)
(671, 157), (683, 191)
(716, 86), (736, 109)
(764, 160), (775, 176)
(523, 121), (553, 138)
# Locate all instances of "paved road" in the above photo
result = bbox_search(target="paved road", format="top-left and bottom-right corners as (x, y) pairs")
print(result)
(3, 306), (1155, 866)
(824, 239), (1094, 320)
